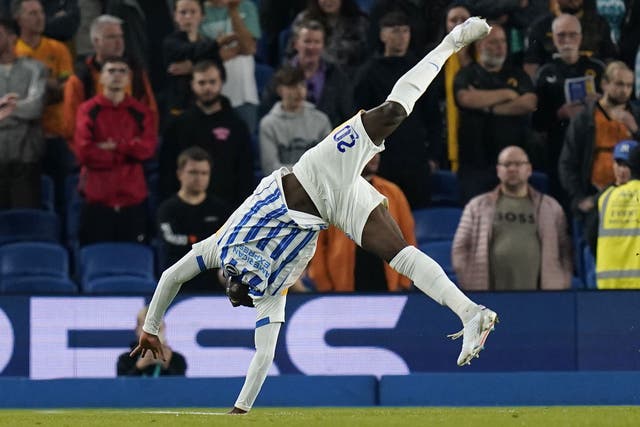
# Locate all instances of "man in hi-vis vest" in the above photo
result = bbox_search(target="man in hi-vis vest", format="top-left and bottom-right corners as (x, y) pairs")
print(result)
(596, 143), (640, 289)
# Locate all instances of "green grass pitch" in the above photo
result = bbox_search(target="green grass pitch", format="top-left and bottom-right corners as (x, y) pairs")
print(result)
(0, 407), (638, 426)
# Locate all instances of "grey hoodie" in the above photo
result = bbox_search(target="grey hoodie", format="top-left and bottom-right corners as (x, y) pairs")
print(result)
(0, 57), (46, 163)
(259, 101), (332, 174)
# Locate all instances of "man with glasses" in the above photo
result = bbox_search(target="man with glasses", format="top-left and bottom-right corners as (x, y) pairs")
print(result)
(533, 14), (604, 207)
(73, 56), (157, 245)
(452, 145), (572, 291)
(523, 0), (615, 79)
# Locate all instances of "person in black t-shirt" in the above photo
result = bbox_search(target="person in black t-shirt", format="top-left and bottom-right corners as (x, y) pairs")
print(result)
(157, 146), (231, 292)
(454, 24), (537, 203)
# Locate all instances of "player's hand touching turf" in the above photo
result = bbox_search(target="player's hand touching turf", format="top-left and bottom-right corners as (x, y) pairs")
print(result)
(130, 331), (166, 362)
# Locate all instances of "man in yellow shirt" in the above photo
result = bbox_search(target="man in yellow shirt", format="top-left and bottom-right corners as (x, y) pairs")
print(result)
(13, 0), (73, 212)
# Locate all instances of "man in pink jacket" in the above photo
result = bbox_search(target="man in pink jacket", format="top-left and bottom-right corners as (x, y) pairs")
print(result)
(452, 146), (572, 290)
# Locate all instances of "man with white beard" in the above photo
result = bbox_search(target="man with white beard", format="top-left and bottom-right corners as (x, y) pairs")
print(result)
(454, 23), (538, 203)
(533, 14), (605, 207)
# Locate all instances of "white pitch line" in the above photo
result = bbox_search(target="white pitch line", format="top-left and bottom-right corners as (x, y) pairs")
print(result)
(141, 411), (228, 416)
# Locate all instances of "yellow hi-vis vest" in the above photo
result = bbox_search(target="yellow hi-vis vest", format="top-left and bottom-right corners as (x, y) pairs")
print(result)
(596, 180), (640, 289)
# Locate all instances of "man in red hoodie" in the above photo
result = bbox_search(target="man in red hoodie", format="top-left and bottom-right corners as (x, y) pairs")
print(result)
(74, 56), (157, 245)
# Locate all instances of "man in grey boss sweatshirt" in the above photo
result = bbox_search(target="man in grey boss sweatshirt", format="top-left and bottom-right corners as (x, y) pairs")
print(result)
(259, 64), (332, 174)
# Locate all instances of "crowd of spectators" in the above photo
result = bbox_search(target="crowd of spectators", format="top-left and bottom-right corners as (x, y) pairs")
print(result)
(1, 0), (640, 292)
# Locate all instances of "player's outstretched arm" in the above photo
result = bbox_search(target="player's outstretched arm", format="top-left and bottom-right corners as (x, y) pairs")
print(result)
(141, 250), (203, 336)
(362, 17), (491, 145)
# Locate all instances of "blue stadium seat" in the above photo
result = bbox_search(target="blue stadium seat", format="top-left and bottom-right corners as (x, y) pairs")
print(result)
(255, 62), (274, 97)
(529, 171), (550, 194)
(146, 172), (159, 220)
(254, 32), (269, 64)
(419, 241), (454, 277)
(572, 218), (586, 283)
(0, 209), (59, 244)
(65, 174), (83, 247)
(0, 242), (77, 294)
(79, 243), (156, 294)
(430, 170), (460, 206)
(278, 26), (292, 62)
(355, 0), (374, 13)
(83, 276), (157, 294)
(413, 207), (462, 245)
(582, 245), (596, 289)
(41, 175), (55, 212)
(571, 275), (585, 290)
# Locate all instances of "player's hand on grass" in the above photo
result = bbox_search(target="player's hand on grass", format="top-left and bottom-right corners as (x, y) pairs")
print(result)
(130, 331), (166, 362)
(227, 407), (247, 415)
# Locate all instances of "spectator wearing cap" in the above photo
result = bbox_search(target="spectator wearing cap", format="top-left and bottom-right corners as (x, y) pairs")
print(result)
(584, 139), (639, 256)
(595, 143), (640, 289)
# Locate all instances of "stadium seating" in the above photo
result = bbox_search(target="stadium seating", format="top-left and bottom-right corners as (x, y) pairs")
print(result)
(571, 276), (585, 290)
(355, 0), (374, 13)
(278, 26), (292, 61)
(0, 242), (77, 294)
(79, 243), (156, 294)
(582, 246), (596, 289)
(65, 174), (83, 247)
(41, 175), (55, 212)
(413, 207), (462, 245)
(255, 62), (274, 97)
(146, 172), (160, 220)
(529, 171), (550, 194)
(430, 170), (460, 206)
(0, 209), (60, 244)
(571, 218), (586, 284)
(418, 240), (455, 279)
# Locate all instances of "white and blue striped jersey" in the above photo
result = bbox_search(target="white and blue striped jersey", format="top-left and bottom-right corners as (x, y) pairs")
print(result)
(212, 169), (328, 297)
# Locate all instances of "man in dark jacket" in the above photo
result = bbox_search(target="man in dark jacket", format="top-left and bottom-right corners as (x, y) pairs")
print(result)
(74, 56), (157, 245)
(354, 11), (442, 209)
(523, 0), (616, 79)
(532, 13), (605, 205)
(559, 61), (640, 216)
(160, 60), (254, 208)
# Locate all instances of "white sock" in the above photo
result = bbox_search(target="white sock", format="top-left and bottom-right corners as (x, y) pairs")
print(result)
(386, 35), (457, 115)
(389, 246), (477, 323)
(234, 322), (281, 411)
